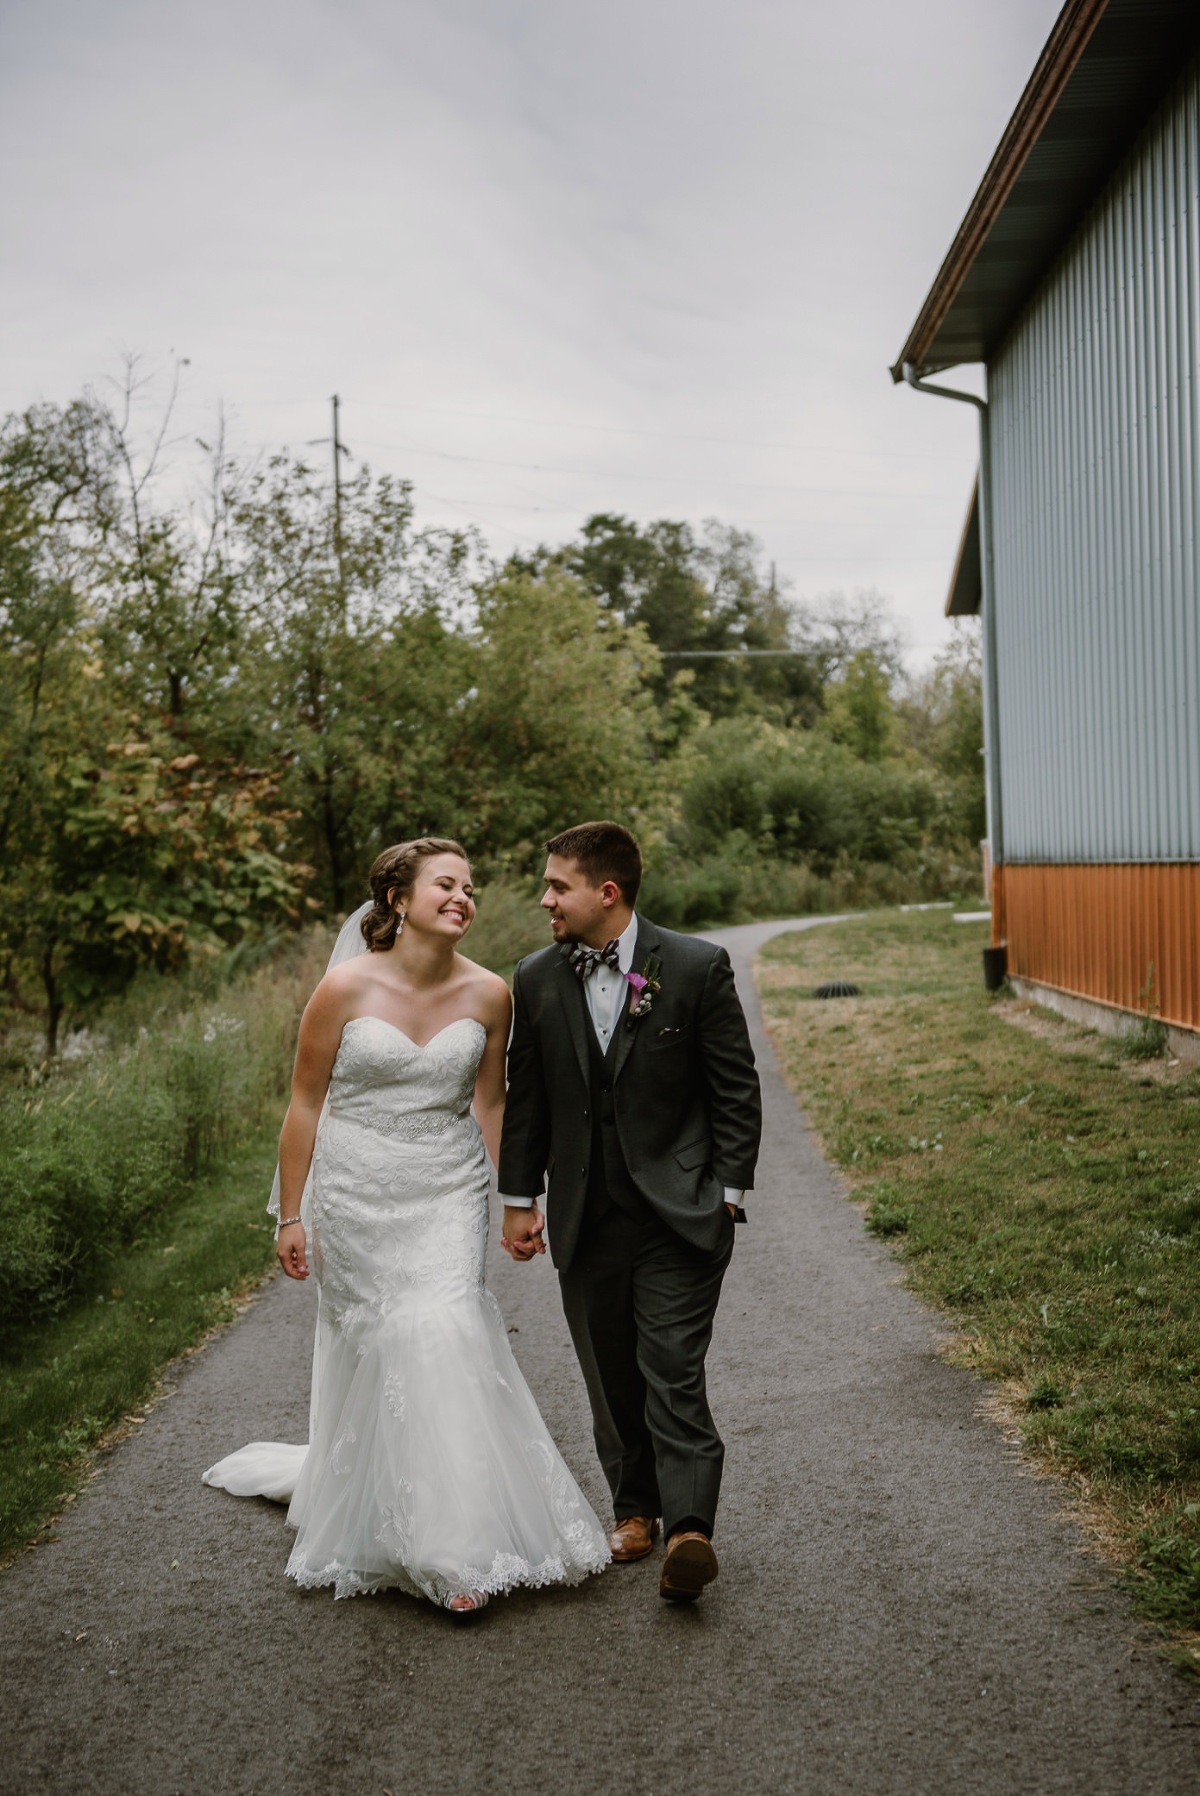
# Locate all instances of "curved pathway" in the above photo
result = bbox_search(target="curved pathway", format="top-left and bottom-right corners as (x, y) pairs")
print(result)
(0, 917), (1196, 1794)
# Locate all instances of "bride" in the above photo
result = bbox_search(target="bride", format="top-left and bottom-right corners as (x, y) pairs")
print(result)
(203, 836), (609, 1615)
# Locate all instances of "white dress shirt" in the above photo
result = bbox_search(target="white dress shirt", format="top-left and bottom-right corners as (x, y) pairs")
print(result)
(582, 911), (640, 1051)
(501, 912), (748, 1211)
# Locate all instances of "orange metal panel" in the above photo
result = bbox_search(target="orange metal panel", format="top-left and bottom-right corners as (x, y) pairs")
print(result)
(991, 863), (1008, 948)
(998, 864), (1200, 1032)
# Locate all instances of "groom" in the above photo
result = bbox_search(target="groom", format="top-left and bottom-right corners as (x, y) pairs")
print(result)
(498, 821), (761, 1602)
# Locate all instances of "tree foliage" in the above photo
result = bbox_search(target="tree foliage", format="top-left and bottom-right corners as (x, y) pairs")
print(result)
(566, 513), (823, 723)
(228, 451), (478, 908)
(0, 370), (984, 1051)
(897, 629), (985, 841)
(465, 563), (662, 857)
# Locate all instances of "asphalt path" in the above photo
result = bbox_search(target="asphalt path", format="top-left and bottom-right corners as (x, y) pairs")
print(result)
(2, 917), (1197, 1795)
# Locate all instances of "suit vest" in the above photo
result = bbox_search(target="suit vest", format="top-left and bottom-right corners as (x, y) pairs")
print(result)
(584, 1000), (652, 1224)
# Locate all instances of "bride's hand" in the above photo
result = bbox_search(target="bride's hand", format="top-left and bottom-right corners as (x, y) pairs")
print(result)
(277, 1222), (310, 1280)
(501, 1204), (546, 1263)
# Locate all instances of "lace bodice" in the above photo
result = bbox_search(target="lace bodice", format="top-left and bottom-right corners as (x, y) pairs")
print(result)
(327, 1015), (485, 1136)
(312, 1013), (491, 1327)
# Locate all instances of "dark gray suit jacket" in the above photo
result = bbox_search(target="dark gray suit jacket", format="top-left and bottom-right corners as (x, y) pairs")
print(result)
(499, 916), (762, 1272)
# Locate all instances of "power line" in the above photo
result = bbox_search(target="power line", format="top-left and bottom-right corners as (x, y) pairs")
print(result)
(408, 488), (953, 551)
(408, 485), (542, 549)
(349, 432), (945, 501)
(231, 397), (965, 463)
(259, 401), (960, 574)
(657, 657), (815, 664)
(332, 393), (345, 600)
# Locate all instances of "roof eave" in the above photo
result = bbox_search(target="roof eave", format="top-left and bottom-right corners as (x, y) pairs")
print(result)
(889, 0), (1109, 383)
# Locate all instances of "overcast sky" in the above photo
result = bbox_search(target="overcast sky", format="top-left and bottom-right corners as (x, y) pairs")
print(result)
(1, 0), (1063, 665)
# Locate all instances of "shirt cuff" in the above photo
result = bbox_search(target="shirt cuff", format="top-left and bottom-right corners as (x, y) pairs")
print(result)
(505, 1190), (745, 1211)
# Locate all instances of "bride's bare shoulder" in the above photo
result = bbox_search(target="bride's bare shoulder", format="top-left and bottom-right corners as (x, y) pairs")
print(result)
(458, 958), (511, 1022)
(318, 957), (376, 998)
(305, 957), (377, 1022)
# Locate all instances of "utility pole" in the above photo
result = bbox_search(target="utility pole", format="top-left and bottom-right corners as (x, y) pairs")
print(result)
(331, 393), (345, 608)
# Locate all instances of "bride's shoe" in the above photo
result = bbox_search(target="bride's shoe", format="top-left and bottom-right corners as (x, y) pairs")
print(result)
(443, 1590), (489, 1619)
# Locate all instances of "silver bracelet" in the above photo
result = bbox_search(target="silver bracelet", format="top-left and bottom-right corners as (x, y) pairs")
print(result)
(278, 1215), (303, 1229)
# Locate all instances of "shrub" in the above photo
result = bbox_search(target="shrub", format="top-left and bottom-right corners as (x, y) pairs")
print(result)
(0, 1075), (177, 1328)
(762, 764), (838, 860)
(0, 937), (322, 1338)
(676, 728), (951, 877)
(640, 846), (747, 930)
(680, 754), (768, 851)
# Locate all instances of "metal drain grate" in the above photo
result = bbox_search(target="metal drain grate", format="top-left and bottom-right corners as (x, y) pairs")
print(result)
(814, 980), (861, 999)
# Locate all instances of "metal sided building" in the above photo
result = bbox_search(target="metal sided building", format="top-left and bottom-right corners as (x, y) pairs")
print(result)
(893, 0), (1200, 1052)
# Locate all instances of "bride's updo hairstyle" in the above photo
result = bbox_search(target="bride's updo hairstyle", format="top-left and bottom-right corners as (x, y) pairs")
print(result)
(361, 836), (471, 952)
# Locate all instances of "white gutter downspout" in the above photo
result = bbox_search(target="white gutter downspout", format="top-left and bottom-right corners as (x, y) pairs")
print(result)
(901, 364), (1005, 875)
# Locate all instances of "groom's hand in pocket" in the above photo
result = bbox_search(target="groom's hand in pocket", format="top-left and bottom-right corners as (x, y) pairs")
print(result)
(502, 1204), (546, 1262)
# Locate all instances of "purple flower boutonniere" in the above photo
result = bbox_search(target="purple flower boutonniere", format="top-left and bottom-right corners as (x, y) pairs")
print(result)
(625, 954), (663, 1022)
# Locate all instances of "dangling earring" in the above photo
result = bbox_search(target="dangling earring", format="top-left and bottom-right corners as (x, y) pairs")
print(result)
(396, 910), (406, 939)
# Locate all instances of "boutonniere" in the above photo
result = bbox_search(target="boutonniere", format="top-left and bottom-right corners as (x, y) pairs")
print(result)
(624, 954), (662, 1022)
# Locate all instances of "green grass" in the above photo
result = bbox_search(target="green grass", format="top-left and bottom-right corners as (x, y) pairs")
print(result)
(0, 1128), (280, 1563)
(757, 910), (1200, 1671)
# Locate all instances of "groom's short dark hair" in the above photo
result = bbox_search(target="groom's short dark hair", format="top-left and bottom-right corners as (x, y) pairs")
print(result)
(546, 821), (642, 905)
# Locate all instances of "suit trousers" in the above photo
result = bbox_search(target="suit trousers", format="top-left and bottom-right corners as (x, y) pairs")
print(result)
(558, 1201), (735, 1539)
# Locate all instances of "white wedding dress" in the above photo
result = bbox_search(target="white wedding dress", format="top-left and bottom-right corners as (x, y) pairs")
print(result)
(203, 1014), (609, 1604)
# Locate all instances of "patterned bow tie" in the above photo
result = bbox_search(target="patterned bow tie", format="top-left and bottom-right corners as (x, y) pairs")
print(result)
(569, 938), (622, 981)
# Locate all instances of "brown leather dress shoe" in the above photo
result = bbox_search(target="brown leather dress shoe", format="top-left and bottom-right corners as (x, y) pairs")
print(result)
(659, 1531), (719, 1602)
(608, 1516), (660, 1562)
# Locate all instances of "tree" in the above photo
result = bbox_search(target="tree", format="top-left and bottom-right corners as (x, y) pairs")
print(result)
(823, 648), (894, 762)
(805, 588), (907, 684)
(0, 363), (987, 1049)
(2, 365), (249, 744)
(231, 453), (478, 909)
(695, 523), (822, 722)
(0, 394), (120, 896)
(0, 387), (309, 1051)
(897, 626), (985, 840)
(0, 408), (115, 1047)
(95, 362), (246, 735)
(31, 729), (307, 1053)
(567, 514), (820, 722)
(464, 564), (663, 861)
(0, 581), (307, 1054)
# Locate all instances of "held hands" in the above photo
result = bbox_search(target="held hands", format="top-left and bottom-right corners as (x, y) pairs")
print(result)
(500, 1203), (731, 1261)
(501, 1204), (546, 1263)
(277, 1221), (309, 1280)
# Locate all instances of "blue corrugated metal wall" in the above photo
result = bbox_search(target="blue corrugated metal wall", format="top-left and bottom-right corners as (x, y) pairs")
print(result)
(987, 57), (1200, 864)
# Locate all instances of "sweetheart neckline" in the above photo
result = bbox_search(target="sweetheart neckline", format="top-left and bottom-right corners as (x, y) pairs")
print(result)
(341, 1014), (486, 1053)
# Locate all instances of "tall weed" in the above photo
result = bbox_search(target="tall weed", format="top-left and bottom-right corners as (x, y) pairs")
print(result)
(0, 935), (324, 1338)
